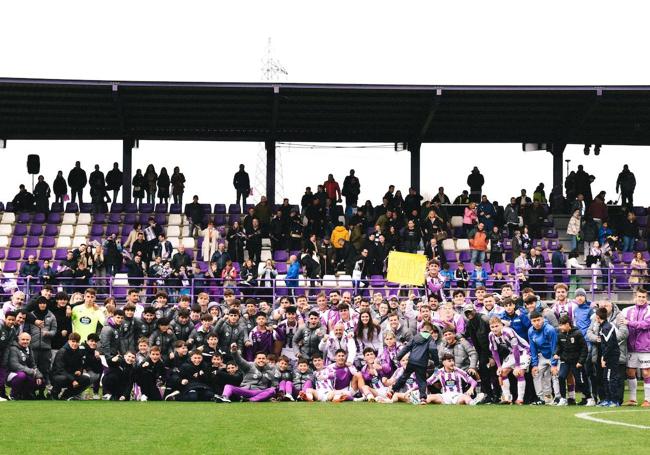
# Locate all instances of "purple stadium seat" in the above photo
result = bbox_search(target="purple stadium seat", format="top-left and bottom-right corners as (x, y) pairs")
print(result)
(0, 249), (5, 260)
(244, 204), (254, 213)
(140, 203), (154, 213)
(65, 203), (78, 213)
(23, 248), (37, 260)
(154, 213), (166, 225)
(170, 204), (181, 214)
(201, 214), (210, 226)
(197, 261), (208, 273)
(622, 252), (634, 263)
(5, 202), (13, 213)
(124, 203), (138, 213)
(276, 262), (287, 274)
(138, 214), (150, 224)
(633, 206), (647, 216)
(50, 202), (63, 212)
(89, 236), (102, 244)
(26, 237), (40, 248)
(444, 250), (457, 262)
(33, 213), (46, 224)
(106, 225), (119, 237)
(532, 239), (543, 249)
(3, 261), (17, 273)
(13, 225), (27, 236)
(17, 213), (31, 224)
(110, 203), (123, 213)
(548, 239), (560, 251)
(108, 213), (121, 224)
(228, 214), (240, 225)
(80, 203), (93, 213)
(7, 248), (21, 260)
(28, 225), (43, 236)
(120, 224), (132, 236)
(463, 262), (475, 273)
(41, 237), (55, 248)
(493, 263), (508, 275)
(55, 248), (69, 260)
(214, 214), (226, 226)
(458, 250), (472, 262)
(38, 249), (53, 261)
(214, 204), (226, 214)
(611, 251), (621, 264)
(155, 204), (168, 213)
(544, 228), (558, 238)
(91, 225), (104, 236)
(635, 241), (647, 252)
(198, 203), (210, 214)
(44, 224), (59, 236)
(47, 213), (62, 224)
(228, 204), (241, 214)
(10, 237), (24, 248)
(643, 252), (650, 262)
(93, 213), (107, 224)
(123, 213), (137, 225)
(638, 216), (648, 228)
(505, 252), (514, 262)
(0, 202), (4, 212)
(273, 250), (288, 262)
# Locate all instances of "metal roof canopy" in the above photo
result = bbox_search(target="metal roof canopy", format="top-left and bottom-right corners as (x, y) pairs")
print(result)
(1, 78), (650, 145)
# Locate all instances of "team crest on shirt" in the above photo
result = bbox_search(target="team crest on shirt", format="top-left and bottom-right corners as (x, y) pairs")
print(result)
(570, 337), (575, 343)
(80, 316), (91, 324)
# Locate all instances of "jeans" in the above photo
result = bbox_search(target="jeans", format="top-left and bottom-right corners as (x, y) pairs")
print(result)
(623, 236), (634, 252)
(569, 235), (578, 252)
(470, 250), (486, 265)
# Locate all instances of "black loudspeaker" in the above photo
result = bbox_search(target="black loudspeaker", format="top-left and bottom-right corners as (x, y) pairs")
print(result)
(27, 154), (40, 174)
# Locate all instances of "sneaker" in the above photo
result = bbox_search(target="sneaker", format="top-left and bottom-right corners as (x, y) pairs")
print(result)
(597, 400), (611, 407)
(92, 394), (100, 400)
(469, 392), (485, 406)
(353, 396), (366, 402)
(623, 400), (638, 406)
(366, 395), (376, 403)
(585, 398), (596, 407)
(608, 402), (621, 407)
(213, 394), (231, 403)
(552, 396), (561, 406)
(164, 390), (180, 401)
(284, 393), (295, 402)
(556, 398), (568, 406)
(409, 392), (421, 405)
(139, 394), (148, 402)
(530, 399), (546, 406)
(102, 394), (112, 401)
(0, 396), (6, 402)
(642, 401), (650, 408)
(568, 398), (576, 406)
(66, 395), (81, 401)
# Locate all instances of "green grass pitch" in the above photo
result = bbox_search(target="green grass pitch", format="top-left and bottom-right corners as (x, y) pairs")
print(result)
(1, 402), (649, 455)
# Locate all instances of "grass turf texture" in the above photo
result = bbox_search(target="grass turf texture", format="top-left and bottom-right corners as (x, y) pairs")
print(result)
(1, 403), (648, 455)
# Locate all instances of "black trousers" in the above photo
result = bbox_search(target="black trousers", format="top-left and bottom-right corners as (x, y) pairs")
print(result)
(393, 363), (427, 398)
(52, 373), (91, 398)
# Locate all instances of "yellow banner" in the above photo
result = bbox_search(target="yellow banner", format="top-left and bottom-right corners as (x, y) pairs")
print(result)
(386, 251), (427, 286)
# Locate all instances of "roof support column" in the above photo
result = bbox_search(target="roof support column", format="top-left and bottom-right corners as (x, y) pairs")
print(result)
(265, 140), (276, 206)
(548, 143), (566, 213)
(409, 142), (421, 194)
(122, 139), (134, 205)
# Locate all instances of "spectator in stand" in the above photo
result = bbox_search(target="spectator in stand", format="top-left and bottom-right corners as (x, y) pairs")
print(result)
(488, 226), (504, 267)
(629, 252), (648, 288)
(185, 195), (204, 238)
(324, 174), (342, 203)
(468, 222), (488, 265)
(566, 209), (581, 252)
(67, 161), (87, 205)
(233, 164), (251, 211)
(171, 166), (186, 206)
(404, 188), (423, 218)
(504, 197), (519, 237)
(581, 215), (599, 258)
(527, 247), (546, 296)
(246, 219), (263, 264)
(565, 171), (576, 204)
(467, 166), (484, 203)
(525, 201), (546, 239)
(211, 242), (230, 277)
(20, 255), (40, 293)
(89, 164), (106, 207)
(587, 192), (608, 225)
(400, 220), (420, 254)
(33, 175), (51, 213)
(105, 162), (123, 204)
(227, 221), (246, 264)
(342, 169), (361, 209)
(453, 190), (470, 205)
(616, 164), (636, 208)
(132, 169), (145, 208)
(432, 187), (450, 205)
(53, 171), (67, 206)
(201, 222), (219, 263)
(144, 164), (158, 205)
(621, 211), (639, 253)
(153, 234), (174, 262)
(574, 165), (593, 204)
(157, 167), (170, 205)
(551, 245), (566, 286)
(12, 185), (34, 212)
(463, 202), (478, 237)
(171, 245), (192, 272)
(254, 196), (272, 233)
(533, 183), (547, 203)
(515, 189), (532, 210)
(478, 195), (496, 232)
(383, 185), (396, 205)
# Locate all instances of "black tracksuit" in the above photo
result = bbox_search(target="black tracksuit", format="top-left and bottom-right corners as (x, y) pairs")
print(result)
(135, 356), (166, 400)
(393, 333), (440, 399)
(598, 321), (621, 403)
(556, 327), (591, 399)
(179, 362), (213, 401)
(51, 343), (91, 398)
(103, 357), (135, 400)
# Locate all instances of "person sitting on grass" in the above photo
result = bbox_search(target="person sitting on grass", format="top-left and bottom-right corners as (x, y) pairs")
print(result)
(425, 353), (484, 405)
(51, 332), (91, 401)
(300, 354), (331, 402)
(214, 343), (279, 402)
(325, 349), (364, 403)
(102, 351), (136, 401)
(178, 350), (214, 402)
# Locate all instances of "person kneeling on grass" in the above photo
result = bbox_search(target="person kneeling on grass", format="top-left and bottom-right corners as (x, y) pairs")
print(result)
(425, 353), (485, 405)
(51, 332), (92, 400)
(102, 351), (136, 401)
(214, 343), (279, 402)
(178, 350), (214, 401)
(386, 322), (440, 405)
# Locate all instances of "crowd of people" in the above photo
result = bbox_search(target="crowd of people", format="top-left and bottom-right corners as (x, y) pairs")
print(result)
(0, 283), (648, 407)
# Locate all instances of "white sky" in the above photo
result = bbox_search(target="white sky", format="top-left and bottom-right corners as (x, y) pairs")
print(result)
(1, 1), (649, 206)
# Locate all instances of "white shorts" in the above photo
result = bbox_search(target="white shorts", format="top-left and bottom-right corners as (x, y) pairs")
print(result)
(441, 392), (463, 405)
(502, 353), (531, 371)
(315, 389), (330, 402)
(627, 352), (650, 369)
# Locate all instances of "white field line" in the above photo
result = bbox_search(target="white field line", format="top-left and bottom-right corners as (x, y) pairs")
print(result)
(575, 410), (650, 429)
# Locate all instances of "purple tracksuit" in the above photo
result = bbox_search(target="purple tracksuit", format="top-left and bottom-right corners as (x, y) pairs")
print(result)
(327, 363), (357, 390)
(246, 326), (277, 361)
(222, 351), (280, 402)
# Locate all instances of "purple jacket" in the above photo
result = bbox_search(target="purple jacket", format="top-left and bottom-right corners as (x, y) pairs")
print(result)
(623, 304), (650, 353)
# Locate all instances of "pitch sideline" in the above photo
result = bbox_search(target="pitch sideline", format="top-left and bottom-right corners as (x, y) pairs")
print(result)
(575, 410), (650, 429)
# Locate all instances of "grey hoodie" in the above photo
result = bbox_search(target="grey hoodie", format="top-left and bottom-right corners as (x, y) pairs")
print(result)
(586, 303), (628, 365)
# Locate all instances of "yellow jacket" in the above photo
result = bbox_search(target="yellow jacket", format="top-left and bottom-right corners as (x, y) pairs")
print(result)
(330, 226), (350, 248)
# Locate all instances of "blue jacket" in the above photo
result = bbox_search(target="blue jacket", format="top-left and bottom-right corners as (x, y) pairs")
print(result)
(285, 262), (301, 288)
(499, 310), (531, 341)
(470, 269), (488, 287)
(574, 302), (593, 342)
(528, 321), (558, 366)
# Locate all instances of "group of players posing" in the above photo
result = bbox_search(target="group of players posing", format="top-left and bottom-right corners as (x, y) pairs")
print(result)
(2, 270), (650, 406)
